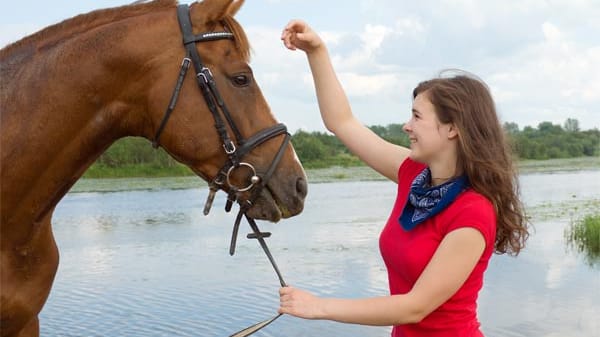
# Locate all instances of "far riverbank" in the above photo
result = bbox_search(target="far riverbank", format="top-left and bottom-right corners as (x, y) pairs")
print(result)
(70, 156), (599, 193)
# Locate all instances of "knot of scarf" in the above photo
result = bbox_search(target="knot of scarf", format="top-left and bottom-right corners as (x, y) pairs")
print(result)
(399, 167), (469, 231)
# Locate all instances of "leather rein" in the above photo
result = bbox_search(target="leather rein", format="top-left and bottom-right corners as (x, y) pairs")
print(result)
(152, 5), (288, 336)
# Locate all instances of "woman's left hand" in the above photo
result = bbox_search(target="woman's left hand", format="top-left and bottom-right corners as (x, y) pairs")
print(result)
(278, 286), (324, 319)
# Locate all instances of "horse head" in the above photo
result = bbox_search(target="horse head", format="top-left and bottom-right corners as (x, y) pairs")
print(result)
(0, 1), (306, 335)
(141, 0), (307, 221)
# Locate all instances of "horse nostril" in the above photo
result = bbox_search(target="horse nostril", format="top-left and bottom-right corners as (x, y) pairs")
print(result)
(296, 177), (308, 199)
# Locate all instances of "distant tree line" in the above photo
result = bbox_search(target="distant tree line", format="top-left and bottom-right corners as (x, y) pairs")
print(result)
(94, 137), (179, 168)
(291, 118), (599, 166)
(87, 118), (599, 176)
(505, 118), (599, 160)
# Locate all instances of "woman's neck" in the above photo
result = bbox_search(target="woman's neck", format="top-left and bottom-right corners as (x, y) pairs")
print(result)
(428, 160), (461, 186)
(430, 176), (454, 186)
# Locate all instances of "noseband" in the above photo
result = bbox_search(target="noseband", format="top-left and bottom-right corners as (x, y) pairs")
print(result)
(153, 5), (288, 336)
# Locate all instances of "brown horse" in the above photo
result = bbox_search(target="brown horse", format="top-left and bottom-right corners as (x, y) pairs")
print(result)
(0, 1), (307, 336)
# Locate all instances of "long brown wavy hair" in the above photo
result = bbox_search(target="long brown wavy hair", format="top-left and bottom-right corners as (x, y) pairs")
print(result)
(413, 71), (529, 255)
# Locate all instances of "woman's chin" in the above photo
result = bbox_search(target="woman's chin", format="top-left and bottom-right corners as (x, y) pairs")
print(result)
(408, 151), (427, 164)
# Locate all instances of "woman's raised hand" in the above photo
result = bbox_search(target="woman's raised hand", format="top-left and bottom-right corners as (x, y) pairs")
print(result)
(281, 19), (324, 54)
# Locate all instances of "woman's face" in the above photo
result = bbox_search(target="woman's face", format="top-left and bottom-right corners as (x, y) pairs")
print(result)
(403, 92), (456, 164)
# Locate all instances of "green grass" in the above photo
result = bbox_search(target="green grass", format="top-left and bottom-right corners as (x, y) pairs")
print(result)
(300, 153), (364, 169)
(83, 156), (599, 179)
(565, 214), (600, 266)
(518, 156), (600, 173)
(83, 163), (193, 178)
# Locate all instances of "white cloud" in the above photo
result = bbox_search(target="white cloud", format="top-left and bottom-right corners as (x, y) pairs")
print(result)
(483, 39), (600, 128)
(360, 24), (390, 55)
(393, 17), (426, 37)
(490, 21), (600, 108)
(542, 22), (563, 43)
(320, 31), (345, 46)
(2, 0), (599, 131)
(338, 72), (398, 97)
(441, 0), (487, 29)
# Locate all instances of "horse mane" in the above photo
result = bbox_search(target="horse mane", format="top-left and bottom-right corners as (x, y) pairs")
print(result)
(2, 0), (251, 62)
(1, 0), (177, 55)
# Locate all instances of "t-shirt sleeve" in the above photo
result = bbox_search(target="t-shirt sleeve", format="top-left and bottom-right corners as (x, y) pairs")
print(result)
(398, 157), (426, 184)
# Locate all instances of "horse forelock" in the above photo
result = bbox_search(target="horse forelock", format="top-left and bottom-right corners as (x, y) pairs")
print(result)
(0, 0), (177, 57)
(189, 0), (251, 63)
(221, 15), (251, 63)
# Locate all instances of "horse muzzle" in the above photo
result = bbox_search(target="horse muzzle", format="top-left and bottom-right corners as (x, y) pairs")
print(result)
(245, 172), (307, 221)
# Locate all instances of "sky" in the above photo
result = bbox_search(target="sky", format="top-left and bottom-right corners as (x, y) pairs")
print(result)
(2, 0), (599, 132)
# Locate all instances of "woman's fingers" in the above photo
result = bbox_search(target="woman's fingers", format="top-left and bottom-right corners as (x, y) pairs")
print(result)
(278, 286), (295, 314)
(281, 20), (302, 48)
(283, 19), (307, 35)
(278, 286), (321, 318)
(281, 19), (319, 52)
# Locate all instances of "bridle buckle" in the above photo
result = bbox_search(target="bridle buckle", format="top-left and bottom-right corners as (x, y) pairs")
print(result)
(197, 67), (212, 84)
(223, 140), (236, 154)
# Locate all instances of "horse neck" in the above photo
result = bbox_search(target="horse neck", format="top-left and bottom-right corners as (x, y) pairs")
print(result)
(1, 8), (179, 228)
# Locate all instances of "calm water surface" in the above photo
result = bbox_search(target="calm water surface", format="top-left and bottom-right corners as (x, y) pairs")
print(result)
(42, 171), (600, 337)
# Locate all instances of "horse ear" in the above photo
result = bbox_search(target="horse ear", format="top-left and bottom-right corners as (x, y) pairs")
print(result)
(192, 0), (240, 23)
(226, 0), (244, 17)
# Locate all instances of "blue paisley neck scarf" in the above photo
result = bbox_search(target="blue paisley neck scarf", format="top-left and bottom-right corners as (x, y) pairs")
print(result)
(399, 167), (469, 231)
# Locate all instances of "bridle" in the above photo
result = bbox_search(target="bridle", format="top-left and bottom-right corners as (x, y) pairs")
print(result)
(152, 4), (288, 336)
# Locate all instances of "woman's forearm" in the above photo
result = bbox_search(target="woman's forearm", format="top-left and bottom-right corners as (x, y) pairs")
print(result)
(318, 295), (425, 326)
(305, 46), (354, 134)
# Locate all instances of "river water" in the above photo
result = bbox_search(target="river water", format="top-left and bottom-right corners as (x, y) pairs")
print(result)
(41, 170), (600, 337)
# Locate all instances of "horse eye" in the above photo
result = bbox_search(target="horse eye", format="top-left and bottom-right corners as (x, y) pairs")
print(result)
(231, 74), (250, 87)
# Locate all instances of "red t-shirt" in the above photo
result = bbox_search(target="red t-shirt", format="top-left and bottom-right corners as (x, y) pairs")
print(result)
(379, 158), (496, 337)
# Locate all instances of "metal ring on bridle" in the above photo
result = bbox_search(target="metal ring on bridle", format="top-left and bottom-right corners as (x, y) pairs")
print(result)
(226, 162), (260, 192)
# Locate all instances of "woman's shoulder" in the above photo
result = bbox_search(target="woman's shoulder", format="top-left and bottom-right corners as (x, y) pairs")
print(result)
(439, 189), (496, 243)
(460, 189), (493, 208)
(448, 189), (495, 219)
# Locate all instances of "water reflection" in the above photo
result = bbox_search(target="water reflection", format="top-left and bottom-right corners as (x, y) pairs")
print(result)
(41, 171), (600, 337)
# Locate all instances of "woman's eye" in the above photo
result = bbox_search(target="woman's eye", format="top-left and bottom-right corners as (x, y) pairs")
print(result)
(231, 74), (250, 87)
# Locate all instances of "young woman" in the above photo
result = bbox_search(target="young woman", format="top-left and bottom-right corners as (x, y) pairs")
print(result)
(278, 20), (529, 337)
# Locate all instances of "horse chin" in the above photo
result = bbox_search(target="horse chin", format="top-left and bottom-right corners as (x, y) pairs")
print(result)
(245, 187), (284, 222)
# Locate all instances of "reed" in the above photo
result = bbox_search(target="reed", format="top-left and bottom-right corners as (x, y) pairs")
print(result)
(565, 214), (600, 266)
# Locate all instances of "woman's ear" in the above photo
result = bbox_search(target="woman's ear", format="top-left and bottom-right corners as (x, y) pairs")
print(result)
(447, 123), (459, 140)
